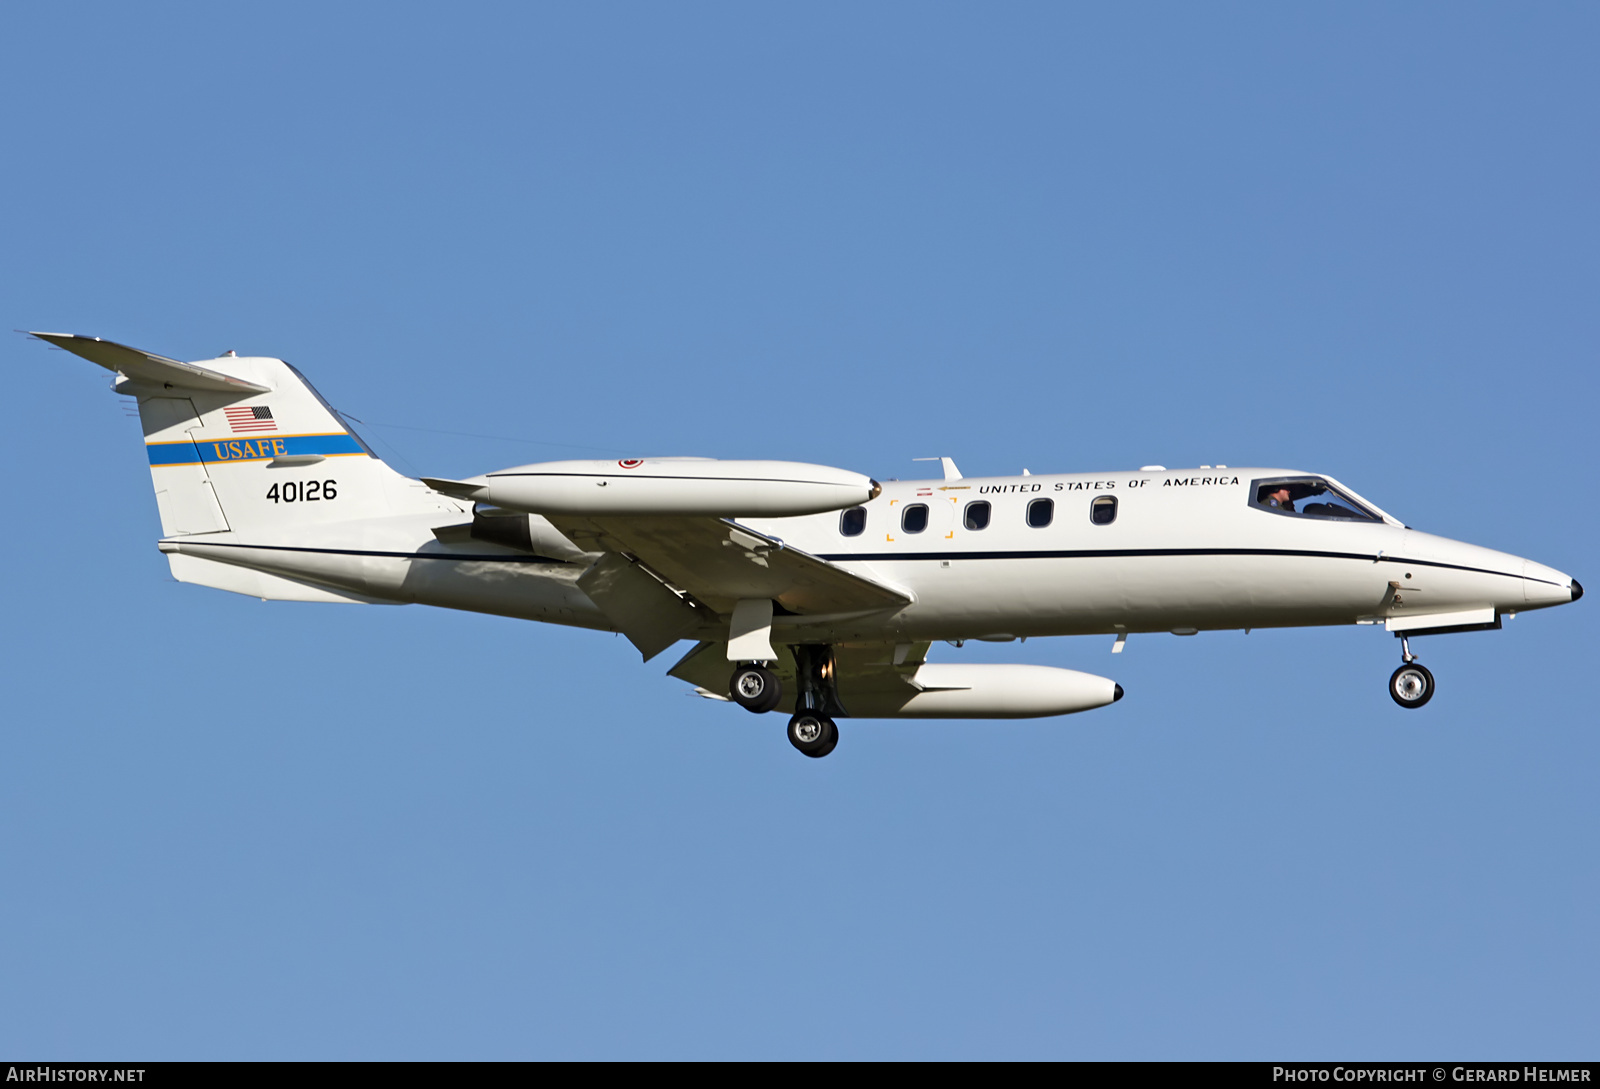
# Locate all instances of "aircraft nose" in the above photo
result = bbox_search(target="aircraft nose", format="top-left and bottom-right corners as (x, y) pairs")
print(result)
(1521, 559), (1580, 610)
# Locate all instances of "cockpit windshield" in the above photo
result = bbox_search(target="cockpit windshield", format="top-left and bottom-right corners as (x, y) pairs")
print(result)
(1250, 477), (1381, 522)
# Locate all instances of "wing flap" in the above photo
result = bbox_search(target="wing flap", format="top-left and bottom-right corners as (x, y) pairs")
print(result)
(549, 515), (910, 615)
(576, 552), (706, 661)
(32, 332), (270, 394)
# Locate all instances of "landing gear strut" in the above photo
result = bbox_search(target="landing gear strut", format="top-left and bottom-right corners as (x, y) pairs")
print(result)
(729, 663), (782, 714)
(787, 644), (845, 758)
(1389, 635), (1435, 709)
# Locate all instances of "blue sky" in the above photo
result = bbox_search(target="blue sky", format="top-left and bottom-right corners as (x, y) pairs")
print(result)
(3, 2), (1595, 1059)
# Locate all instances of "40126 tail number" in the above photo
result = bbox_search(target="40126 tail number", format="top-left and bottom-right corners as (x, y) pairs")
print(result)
(266, 480), (337, 503)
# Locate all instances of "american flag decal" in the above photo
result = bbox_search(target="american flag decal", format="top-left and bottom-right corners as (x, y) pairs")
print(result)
(224, 405), (277, 433)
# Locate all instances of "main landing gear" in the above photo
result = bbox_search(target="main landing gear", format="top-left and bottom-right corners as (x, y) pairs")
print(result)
(729, 663), (782, 714)
(788, 712), (839, 758)
(1388, 635), (1435, 709)
(728, 646), (846, 758)
(786, 644), (843, 758)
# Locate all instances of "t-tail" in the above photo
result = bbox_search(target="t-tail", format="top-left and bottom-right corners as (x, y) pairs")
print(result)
(35, 332), (458, 601)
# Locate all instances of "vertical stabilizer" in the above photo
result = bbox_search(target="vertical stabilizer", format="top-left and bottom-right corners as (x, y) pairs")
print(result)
(38, 333), (458, 539)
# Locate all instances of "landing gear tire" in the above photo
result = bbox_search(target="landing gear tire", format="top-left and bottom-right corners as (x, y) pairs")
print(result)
(814, 725), (839, 758)
(788, 713), (839, 758)
(1389, 662), (1435, 709)
(730, 665), (782, 714)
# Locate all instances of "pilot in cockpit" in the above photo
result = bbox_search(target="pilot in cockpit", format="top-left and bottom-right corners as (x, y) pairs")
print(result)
(1263, 485), (1295, 513)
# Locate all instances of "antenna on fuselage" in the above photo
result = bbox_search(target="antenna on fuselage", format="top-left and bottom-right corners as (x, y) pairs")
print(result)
(912, 457), (963, 481)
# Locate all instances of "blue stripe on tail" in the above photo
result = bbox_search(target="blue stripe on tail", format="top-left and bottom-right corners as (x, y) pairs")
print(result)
(147, 433), (367, 465)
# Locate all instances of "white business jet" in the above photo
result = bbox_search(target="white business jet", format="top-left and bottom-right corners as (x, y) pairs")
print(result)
(39, 333), (1581, 758)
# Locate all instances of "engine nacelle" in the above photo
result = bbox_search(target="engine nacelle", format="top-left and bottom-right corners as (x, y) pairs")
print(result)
(439, 457), (879, 518)
(468, 505), (597, 563)
(844, 664), (1122, 719)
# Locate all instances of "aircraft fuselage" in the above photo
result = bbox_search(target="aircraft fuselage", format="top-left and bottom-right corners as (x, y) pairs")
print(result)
(163, 465), (1574, 650)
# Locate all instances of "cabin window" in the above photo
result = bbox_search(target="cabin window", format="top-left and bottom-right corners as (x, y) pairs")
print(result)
(840, 507), (867, 537)
(964, 501), (991, 531)
(1026, 498), (1053, 528)
(902, 503), (929, 534)
(1090, 496), (1117, 525)
(1250, 477), (1381, 522)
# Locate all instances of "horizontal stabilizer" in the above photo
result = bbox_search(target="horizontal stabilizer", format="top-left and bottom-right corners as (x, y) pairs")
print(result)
(31, 332), (270, 394)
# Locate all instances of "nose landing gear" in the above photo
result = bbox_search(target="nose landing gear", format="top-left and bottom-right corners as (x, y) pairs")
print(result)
(1388, 635), (1435, 709)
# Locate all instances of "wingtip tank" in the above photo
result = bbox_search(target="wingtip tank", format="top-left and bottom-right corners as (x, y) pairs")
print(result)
(849, 664), (1122, 719)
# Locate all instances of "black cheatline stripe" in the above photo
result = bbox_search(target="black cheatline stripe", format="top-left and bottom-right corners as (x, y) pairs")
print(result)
(167, 541), (1565, 588)
(815, 547), (1560, 586)
(169, 541), (560, 564)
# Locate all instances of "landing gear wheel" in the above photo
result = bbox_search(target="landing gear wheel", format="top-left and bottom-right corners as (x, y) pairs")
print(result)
(788, 713), (839, 758)
(1389, 662), (1435, 709)
(813, 727), (839, 758)
(730, 665), (782, 714)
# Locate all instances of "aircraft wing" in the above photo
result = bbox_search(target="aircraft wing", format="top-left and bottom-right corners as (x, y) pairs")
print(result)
(548, 514), (910, 618)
